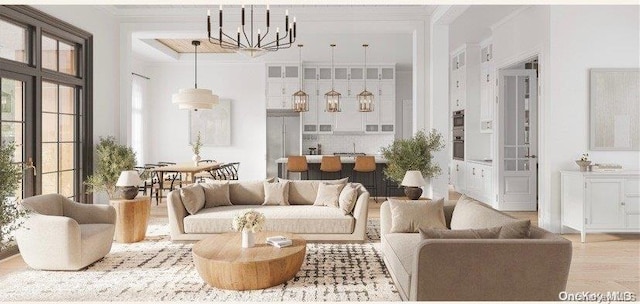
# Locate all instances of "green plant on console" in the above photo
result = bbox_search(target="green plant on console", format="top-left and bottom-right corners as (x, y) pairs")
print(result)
(381, 129), (445, 184)
(85, 136), (137, 199)
(0, 142), (27, 250)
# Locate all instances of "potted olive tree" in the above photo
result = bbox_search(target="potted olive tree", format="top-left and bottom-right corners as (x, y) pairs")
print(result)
(0, 142), (27, 250)
(86, 136), (137, 200)
(381, 129), (445, 199)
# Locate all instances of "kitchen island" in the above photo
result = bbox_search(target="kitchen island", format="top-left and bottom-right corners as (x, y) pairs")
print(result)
(275, 155), (404, 198)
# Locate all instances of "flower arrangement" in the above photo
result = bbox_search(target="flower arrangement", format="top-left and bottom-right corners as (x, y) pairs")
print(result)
(191, 131), (202, 156)
(232, 209), (265, 233)
(579, 153), (589, 162)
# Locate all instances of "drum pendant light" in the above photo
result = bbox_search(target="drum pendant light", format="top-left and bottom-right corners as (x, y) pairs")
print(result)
(357, 44), (374, 112)
(324, 44), (341, 112)
(292, 44), (308, 112)
(172, 40), (219, 110)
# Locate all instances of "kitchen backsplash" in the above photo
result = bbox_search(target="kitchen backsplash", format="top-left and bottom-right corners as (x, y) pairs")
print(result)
(302, 134), (395, 155)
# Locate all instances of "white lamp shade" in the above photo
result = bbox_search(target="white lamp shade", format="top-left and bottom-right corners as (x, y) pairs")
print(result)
(116, 170), (142, 187)
(172, 88), (219, 110)
(401, 170), (426, 187)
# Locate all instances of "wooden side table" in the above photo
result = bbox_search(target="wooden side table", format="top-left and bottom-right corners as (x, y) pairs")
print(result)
(109, 196), (151, 243)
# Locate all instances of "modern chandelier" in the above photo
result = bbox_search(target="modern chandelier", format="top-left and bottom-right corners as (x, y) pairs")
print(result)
(207, 5), (297, 58)
(292, 44), (309, 112)
(172, 40), (219, 111)
(325, 44), (341, 112)
(357, 44), (374, 112)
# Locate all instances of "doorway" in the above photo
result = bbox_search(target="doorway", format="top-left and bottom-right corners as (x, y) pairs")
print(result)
(497, 57), (539, 211)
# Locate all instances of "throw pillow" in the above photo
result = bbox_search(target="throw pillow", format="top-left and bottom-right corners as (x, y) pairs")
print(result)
(229, 177), (275, 205)
(450, 195), (518, 230)
(419, 226), (501, 239)
(179, 184), (205, 215)
(498, 220), (531, 239)
(201, 182), (231, 208)
(278, 177), (349, 205)
(313, 182), (346, 208)
(263, 180), (290, 205)
(338, 183), (358, 215)
(388, 198), (447, 233)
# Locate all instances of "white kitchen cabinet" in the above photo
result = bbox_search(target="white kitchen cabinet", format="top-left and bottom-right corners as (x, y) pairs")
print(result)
(266, 64), (300, 109)
(479, 41), (494, 133)
(464, 161), (493, 204)
(451, 160), (466, 193)
(450, 46), (480, 113)
(561, 171), (640, 242)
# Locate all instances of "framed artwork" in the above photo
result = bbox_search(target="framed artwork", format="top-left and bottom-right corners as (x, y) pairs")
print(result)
(590, 68), (640, 151)
(189, 99), (231, 146)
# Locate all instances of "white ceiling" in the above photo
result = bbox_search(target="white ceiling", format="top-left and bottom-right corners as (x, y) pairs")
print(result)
(449, 5), (524, 49)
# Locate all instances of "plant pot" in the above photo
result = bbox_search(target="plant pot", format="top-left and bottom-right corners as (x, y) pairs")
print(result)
(404, 187), (423, 200)
(242, 230), (255, 248)
(192, 154), (201, 166)
(575, 160), (591, 172)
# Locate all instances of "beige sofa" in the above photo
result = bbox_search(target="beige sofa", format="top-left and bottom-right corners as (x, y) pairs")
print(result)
(380, 199), (572, 301)
(16, 194), (116, 271)
(168, 180), (369, 242)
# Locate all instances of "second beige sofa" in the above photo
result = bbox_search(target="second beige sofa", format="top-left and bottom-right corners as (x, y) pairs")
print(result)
(380, 198), (572, 301)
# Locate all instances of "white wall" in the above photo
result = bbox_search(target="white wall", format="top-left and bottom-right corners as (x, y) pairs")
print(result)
(546, 5), (640, 230)
(34, 6), (120, 143)
(396, 71), (413, 140)
(146, 62), (266, 181)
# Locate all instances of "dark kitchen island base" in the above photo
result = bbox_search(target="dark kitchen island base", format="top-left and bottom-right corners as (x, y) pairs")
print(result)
(277, 163), (405, 198)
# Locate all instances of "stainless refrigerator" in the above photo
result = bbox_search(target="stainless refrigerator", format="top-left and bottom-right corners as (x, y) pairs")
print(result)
(266, 111), (301, 178)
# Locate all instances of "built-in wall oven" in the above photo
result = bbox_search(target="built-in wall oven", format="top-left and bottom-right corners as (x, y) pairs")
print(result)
(452, 110), (464, 160)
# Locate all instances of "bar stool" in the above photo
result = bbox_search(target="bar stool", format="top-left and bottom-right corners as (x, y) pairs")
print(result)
(287, 156), (309, 180)
(354, 156), (378, 202)
(320, 156), (342, 180)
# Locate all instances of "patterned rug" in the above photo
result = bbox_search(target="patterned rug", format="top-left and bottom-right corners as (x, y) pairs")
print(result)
(0, 219), (399, 302)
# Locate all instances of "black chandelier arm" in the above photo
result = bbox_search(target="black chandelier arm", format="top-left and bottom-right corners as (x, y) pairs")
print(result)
(258, 27), (271, 46)
(221, 31), (248, 48)
(208, 37), (240, 49)
(241, 24), (252, 48)
(261, 31), (295, 48)
(263, 42), (295, 51)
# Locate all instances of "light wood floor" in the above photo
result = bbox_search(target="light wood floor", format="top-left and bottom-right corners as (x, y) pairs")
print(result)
(1, 196), (638, 295)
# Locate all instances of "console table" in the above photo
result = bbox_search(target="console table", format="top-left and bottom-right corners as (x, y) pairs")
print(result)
(560, 170), (639, 242)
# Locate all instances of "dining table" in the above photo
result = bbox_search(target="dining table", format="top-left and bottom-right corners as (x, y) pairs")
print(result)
(151, 162), (223, 197)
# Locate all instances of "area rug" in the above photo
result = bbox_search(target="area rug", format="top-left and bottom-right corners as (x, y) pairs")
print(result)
(0, 219), (399, 302)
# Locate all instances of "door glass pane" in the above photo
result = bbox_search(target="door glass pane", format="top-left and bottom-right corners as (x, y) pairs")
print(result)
(1, 123), (23, 163)
(1, 78), (23, 121)
(59, 114), (74, 141)
(42, 113), (58, 142)
(0, 19), (27, 63)
(58, 41), (76, 75)
(59, 143), (74, 170)
(41, 172), (57, 194)
(59, 85), (75, 114)
(504, 76), (516, 145)
(42, 82), (58, 112)
(42, 35), (58, 71)
(59, 170), (74, 198)
(42, 143), (58, 173)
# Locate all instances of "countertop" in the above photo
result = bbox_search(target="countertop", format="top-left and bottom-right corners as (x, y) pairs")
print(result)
(466, 159), (493, 165)
(275, 155), (388, 164)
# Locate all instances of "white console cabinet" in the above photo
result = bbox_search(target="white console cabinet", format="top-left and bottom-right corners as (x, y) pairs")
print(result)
(561, 170), (640, 242)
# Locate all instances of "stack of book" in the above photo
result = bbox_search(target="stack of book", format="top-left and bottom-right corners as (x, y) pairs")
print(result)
(266, 236), (293, 248)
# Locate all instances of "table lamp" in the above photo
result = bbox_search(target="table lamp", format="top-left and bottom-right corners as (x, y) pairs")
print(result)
(116, 170), (142, 200)
(401, 170), (426, 200)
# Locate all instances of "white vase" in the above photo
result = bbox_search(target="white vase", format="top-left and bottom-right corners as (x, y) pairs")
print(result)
(242, 230), (255, 248)
(192, 154), (201, 166)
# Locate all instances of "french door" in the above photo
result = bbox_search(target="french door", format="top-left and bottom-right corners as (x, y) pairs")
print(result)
(498, 69), (538, 211)
(0, 71), (35, 199)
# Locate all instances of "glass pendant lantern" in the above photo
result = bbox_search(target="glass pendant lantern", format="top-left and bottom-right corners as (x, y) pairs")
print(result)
(292, 44), (309, 112)
(324, 44), (341, 112)
(357, 44), (374, 112)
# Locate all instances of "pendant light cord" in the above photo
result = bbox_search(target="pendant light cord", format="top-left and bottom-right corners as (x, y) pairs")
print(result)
(194, 42), (198, 89)
(299, 45), (303, 90)
(330, 44), (335, 90)
(363, 45), (367, 91)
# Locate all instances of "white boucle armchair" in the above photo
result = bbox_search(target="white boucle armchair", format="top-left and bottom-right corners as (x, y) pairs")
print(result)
(16, 194), (116, 271)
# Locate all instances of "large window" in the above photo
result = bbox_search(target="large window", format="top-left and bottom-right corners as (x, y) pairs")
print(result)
(0, 6), (92, 206)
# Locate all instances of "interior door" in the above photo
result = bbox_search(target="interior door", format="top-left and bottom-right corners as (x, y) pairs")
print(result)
(498, 69), (538, 211)
(0, 71), (35, 199)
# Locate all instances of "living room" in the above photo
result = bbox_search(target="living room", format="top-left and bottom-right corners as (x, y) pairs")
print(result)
(0, 1), (638, 303)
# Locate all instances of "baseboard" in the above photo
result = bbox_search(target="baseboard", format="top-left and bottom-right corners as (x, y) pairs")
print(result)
(0, 245), (19, 261)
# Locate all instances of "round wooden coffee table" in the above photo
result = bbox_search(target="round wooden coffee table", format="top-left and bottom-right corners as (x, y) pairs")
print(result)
(192, 232), (306, 290)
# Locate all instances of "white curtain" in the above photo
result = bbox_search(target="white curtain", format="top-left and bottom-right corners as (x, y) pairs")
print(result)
(131, 75), (147, 166)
